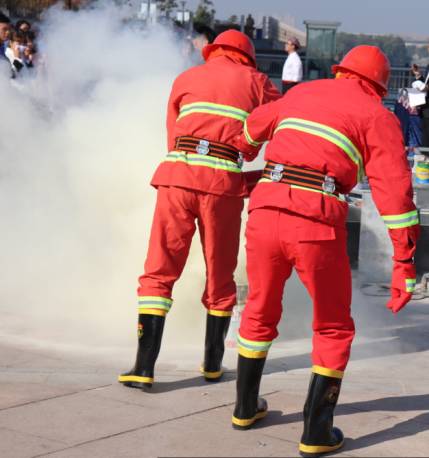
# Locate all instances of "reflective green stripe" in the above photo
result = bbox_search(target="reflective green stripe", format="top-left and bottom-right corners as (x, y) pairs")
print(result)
(275, 118), (363, 181)
(244, 120), (261, 147)
(406, 278), (416, 293)
(257, 178), (342, 201)
(165, 151), (242, 173)
(237, 334), (272, 352)
(138, 296), (172, 312)
(177, 102), (249, 123)
(382, 210), (419, 229)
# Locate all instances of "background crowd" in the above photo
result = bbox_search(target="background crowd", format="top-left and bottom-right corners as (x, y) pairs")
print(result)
(0, 12), (37, 78)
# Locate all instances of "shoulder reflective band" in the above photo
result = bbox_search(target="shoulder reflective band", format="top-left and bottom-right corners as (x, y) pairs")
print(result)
(237, 334), (272, 358)
(406, 278), (416, 293)
(382, 210), (419, 229)
(138, 296), (172, 313)
(275, 118), (364, 181)
(177, 102), (249, 123)
(165, 151), (242, 173)
(244, 120), (262, 147)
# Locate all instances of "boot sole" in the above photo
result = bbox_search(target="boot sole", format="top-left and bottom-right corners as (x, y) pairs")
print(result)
(232, 410), (268, 430)
(299, 439), (344, 457)
(118, 375), (153, 391)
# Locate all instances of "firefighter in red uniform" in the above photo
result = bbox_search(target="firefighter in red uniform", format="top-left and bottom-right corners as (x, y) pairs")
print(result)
(118, 30), (280, 390)
(230, 46), (420, 456)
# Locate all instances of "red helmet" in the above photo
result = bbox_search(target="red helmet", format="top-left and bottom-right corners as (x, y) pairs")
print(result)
(202, 29), (256, 66)
(332, 45), (391, 95)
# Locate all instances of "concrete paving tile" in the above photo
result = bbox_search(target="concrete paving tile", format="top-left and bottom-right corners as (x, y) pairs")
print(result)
(0, 390), (164, 446)
(0, 382), (82, 410)
(41, 405), (302, 458)
(0, 427), (66, 458)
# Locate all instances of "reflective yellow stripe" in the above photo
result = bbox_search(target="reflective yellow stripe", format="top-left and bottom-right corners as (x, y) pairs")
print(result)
(138, 296), (172, 313)
(208, 310), (233, 317)
(166, 151), (242, 174)
(177, 102), (249, 123)
(275, 118), (363, 181)
(118, 375), (154, 384)
(237, 334), (272, 352)
(382, 210), (419, 229)
(312, 365), (344, 379)
(406, 278), (416, 293)
(238, 347), (268, 359)
(299, 441), (344, 454)
(257, 178), (342, 201)
(139, 309), (167, 317)
(244, 120), (261, 147)
(199, 366), (224, 379)
(290, 184), (342, 200)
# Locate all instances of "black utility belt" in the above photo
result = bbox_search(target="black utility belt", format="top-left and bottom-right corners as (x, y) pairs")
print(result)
(175, 136), (240, 164)
(263, 161), (339, 196)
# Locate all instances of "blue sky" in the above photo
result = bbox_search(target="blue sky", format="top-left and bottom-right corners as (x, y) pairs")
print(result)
(185, 0), (429, 36)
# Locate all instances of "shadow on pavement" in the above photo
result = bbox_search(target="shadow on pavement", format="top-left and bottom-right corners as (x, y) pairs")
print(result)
(253, 394), (429, 453)
(149, 373), (235, 393)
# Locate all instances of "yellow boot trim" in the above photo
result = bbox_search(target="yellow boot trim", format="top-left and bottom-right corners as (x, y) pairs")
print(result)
(118, 375), (154, 384)
(312, 365), (344, 379)
(138, 309), (167, 317)
(238, 346), (268, 359)
(207, 310), (233, 317)
(199, 366), (224, 379)
(232, 410), (268, 427)
(299, 439), (344, 455)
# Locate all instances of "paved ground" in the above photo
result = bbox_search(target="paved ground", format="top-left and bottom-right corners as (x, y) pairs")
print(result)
(1, 286), (429, 458)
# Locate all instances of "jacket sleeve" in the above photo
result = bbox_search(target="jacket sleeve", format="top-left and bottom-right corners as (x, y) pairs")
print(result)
(166, 78), (182, 152)
(260, 75), (282, 104)
(232, 98), (282, 161)
(364, 110), (420, 261)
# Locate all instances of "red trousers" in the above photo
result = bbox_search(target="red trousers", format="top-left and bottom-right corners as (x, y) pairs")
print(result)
(138, 186), (244, 316)
(238, 208), (355, 375)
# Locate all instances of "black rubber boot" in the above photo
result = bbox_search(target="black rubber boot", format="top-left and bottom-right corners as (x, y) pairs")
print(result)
(299, 373), (344, 457)
(118, 313), (165, 391)
(232, 354), (267, 430)
(200, 313), (231, 382)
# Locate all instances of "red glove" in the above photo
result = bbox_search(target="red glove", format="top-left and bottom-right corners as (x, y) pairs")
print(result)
(386, 261), (416, 314)
(232, 134), (261, 162)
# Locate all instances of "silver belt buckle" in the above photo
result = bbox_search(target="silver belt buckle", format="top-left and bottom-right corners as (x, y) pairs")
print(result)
(271, 164), (284, 182)
(196, 139), (210, 155)
(322, 176), (336, 193)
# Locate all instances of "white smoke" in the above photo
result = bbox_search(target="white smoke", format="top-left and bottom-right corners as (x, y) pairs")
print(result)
(0, 3), (205, 352)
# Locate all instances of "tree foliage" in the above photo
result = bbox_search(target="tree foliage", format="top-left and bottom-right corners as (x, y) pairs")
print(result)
(337, 32), (409, 67)
(193, 0), (215, 27)
(157, 0), (177, 15)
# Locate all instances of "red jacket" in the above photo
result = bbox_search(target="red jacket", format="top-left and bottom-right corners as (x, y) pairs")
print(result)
(234, 78), (420, 261)
(151, 54), (280, 197)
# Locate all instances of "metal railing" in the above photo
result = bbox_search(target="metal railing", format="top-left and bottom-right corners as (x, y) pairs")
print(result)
(256, 52), (414, 97)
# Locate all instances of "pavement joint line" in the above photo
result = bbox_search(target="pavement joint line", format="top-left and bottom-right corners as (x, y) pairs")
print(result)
(30, 390), (281, 458)
(1, 425), (69, 447)
(0, 383), (113, 412)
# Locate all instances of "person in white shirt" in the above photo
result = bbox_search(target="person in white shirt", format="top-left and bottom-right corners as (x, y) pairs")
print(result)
(282, 36), (303, 94)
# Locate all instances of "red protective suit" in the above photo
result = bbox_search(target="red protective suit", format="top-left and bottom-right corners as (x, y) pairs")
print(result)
(138, 52), (280, 317)
(233, 77), (420, 375)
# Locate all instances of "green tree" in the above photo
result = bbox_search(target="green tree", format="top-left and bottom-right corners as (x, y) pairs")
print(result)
(157, 0), (177, 18)
(193, 0), (215, 27)
(337, 32), (409, 67)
